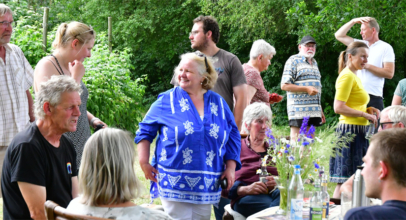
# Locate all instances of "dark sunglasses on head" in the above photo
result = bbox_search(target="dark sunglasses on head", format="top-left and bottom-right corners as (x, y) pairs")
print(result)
(195, 51), (209, 73)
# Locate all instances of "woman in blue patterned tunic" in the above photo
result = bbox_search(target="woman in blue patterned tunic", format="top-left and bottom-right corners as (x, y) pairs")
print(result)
(135, 52), (241, 220)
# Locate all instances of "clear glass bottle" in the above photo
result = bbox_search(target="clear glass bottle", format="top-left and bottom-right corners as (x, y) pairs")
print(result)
(321, 171), (330, 220)
(289, 164), (304, 220)
(310, 179), (322, 220)
(259, 156), (269, 183)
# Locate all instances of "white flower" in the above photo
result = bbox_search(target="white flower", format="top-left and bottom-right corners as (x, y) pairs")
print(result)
(290, 140), (298, 148)
(315, 137), (323, 143)
(281, 138), (290, 144)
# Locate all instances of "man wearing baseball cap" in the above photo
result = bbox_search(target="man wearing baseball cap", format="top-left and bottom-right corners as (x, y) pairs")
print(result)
(281, 36), (325, 140)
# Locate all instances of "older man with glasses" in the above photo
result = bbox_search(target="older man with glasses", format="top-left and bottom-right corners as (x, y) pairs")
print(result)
(281, 35), (326, 140)
(340, 105), (406, 194)
(0, 4), (35, 198)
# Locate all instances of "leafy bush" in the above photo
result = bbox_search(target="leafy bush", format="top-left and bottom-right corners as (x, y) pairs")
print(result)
(11, 1), (47, 67)
(83, 33), (147, 133)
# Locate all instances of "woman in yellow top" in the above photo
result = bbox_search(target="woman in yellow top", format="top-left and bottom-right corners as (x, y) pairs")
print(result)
(329, 41), (380, 198)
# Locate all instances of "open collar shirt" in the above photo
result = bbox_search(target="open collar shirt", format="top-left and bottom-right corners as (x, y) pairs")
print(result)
(0, 43), (33, 146)
(281, 54), (322, 120)
(135, 87), (241, 204)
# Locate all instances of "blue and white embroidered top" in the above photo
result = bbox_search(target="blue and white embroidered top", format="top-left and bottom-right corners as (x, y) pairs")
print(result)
(281, 54), (322, 120)
(135, 87), (241, 204)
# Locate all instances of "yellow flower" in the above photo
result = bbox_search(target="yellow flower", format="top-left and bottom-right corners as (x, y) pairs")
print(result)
(256, 169), (261, 174)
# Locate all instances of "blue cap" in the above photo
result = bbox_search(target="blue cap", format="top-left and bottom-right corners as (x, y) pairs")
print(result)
(294, 165), (301, 169)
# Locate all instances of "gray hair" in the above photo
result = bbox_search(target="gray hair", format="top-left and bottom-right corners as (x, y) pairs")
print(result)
(242, 102), (273, 134)
(0, 4), (12, 17)
(34, 75), (82, 120)
(381, 105), (406, 126)
(79, 128), (143, 206)
(250, 39), (276, 60)
(173, 52), (218, 90)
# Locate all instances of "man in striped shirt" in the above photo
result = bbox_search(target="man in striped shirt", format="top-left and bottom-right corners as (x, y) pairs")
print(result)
(0, 4), (34, 198)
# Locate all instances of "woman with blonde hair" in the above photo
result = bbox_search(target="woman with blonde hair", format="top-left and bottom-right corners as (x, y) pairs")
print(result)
(136, 52), (241, 220)
(330, 41), (380, 198)
(66, 128), (172, 219)
(33, 21), (106, 170)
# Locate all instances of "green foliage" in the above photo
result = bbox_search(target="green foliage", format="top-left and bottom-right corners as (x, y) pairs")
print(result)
(83, 33), (147, 133)
(9, 0), (406, 129)
(10, 1), (47, 67)
(286, 0), (406, 107)
(52, 0), (202, 106)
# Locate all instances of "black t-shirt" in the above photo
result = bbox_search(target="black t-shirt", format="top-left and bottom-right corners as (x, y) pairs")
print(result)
(345, 200), (406, 220)
(1, 123), (77, 219)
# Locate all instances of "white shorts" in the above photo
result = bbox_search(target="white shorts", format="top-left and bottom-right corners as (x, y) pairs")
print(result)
(161, 198), (212, 220)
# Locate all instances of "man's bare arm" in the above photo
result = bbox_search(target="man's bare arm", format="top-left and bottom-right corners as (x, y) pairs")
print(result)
(392, 94), (402, 106)
(71, 176), (79, 198)
(281, 83), (318, 95)
(335, 17), (371, 46)
(364, 62), (395, 79)
(340, 174), (355, 194)
(18, 182), (46, 220)
(233, 84), (247, 132)
(26, 90), (35, 122)
(246, 85), (257, 105)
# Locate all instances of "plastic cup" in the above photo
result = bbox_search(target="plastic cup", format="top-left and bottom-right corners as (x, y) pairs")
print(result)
(341, 191), (352, 219)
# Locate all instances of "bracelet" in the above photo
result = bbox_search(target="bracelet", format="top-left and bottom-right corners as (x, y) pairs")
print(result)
(90, 117), (99, 126)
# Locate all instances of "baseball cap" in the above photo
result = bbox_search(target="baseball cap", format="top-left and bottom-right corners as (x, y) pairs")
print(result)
(299, 35), (317, 45)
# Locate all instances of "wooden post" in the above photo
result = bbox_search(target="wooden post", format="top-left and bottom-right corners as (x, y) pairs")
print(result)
(42, 7), (49, 53)
(108, 17), (112, 53)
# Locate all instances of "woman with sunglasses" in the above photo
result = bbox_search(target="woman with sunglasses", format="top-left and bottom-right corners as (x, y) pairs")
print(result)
(33, 22), (106, 171)
(135, 52), (241, 220)
(330, 41), (380, 198)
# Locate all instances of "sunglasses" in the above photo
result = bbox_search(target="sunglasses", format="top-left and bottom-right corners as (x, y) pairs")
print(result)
(195, 51), (209, 73)
(75, 26), (94, 38)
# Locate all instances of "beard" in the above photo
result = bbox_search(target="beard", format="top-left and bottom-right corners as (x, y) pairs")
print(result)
(301, 51), (315, 59)
(191, 37), (209, 51)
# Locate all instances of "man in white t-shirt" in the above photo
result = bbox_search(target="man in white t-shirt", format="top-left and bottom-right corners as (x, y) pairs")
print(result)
(335, 17), (395, 111)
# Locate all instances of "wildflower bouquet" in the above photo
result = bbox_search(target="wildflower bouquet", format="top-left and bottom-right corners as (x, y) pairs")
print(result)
(266, 116), (325, 212)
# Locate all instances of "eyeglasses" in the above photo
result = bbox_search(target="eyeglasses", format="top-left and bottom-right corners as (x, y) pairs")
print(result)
(0, 21), (15, 28)
(380, 121), (398, 130)
(189, 30), (199, 36)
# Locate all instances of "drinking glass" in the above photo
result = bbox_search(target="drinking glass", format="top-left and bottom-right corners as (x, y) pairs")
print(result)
(302, 190), (313, 220)
(340, 191), (352, 219)
(365, 122), (375, 139)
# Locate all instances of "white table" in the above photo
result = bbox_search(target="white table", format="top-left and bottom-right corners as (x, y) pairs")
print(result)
(247, 205), (341, 220)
